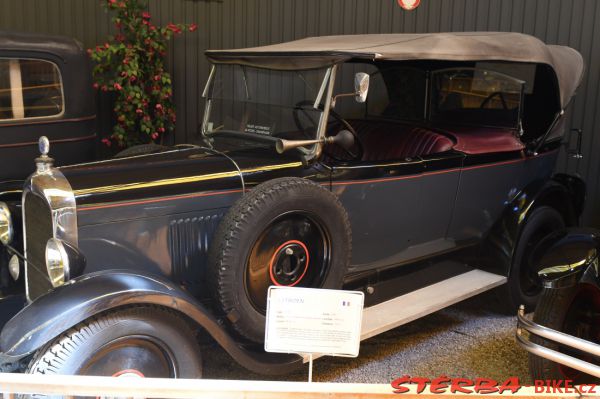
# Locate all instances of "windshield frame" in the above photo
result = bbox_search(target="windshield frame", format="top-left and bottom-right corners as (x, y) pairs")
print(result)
(200, 64), (337, 160)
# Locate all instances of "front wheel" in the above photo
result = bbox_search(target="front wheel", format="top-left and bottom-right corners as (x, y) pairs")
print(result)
(27, 306), (202, 378)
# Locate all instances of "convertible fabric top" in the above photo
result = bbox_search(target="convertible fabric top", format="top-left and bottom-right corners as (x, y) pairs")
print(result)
(206, 32), (584, 108)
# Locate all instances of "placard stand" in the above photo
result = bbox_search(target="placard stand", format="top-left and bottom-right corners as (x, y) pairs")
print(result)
(264, 286), (364, 385)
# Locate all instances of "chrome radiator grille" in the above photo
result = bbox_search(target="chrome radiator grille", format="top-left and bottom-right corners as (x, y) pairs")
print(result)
(24, 193), (53, 300)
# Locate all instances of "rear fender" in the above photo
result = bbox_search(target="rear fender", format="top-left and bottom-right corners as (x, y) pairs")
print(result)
(479, 174), (584, 276)
(0, 270), (301, 374)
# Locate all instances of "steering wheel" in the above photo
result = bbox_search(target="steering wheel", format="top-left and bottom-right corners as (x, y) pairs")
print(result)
(292, 100), (363, 161)
(480, 91), (508, 110)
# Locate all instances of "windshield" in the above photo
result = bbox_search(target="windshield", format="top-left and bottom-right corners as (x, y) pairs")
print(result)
(201, 64), (331, 151)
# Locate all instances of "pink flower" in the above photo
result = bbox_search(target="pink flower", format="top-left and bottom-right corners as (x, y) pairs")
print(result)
(104, 43), (110, 49)
(158, 127), (165, 133)
(151, 132), (159, 140)
(142, 11), (151, 20)
(113, 83), (122, 91)
(155, 104), (163, 110)
(166, 23), (182, 34)
(92, 83), (99, 90)
(101, 138), (112, 147)
(154, 75), (160, 81)
(136, 108), (143, 115)
(189, 23), (198, 32)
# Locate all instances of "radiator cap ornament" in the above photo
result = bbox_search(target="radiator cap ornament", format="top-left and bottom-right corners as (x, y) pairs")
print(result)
(39, 136), (50, 156)
(35, 136), (54, 172)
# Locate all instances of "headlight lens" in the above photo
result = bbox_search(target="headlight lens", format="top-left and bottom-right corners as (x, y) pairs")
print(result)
(45, 238), (69, 287)
(0, 202), (13, 246)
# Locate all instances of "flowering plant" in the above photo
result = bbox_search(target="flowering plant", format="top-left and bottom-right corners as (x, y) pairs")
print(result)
(89, 0), (197, 148)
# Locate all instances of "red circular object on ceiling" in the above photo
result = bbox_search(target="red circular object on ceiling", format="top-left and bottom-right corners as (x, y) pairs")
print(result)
(397, 0), (421, 10)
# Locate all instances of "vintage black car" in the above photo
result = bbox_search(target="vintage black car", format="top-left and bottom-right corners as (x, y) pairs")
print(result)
(0, 31), (96, 184)
(517, 229), (600, 383)
(0, 32), (586, 378)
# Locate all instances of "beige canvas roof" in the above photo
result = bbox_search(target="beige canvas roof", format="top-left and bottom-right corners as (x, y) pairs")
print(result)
(206, 32), (584, 108)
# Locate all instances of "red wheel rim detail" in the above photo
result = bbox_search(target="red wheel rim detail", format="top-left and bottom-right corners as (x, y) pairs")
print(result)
(111, 369), (146, 378)
(269, 239), (310, 287)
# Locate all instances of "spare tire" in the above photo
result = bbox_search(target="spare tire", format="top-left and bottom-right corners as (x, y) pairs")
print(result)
(208, 177), (352, 343)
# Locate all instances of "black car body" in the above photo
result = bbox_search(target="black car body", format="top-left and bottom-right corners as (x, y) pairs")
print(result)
(0, 32), (587, 377)
(0, 31), (96, 185)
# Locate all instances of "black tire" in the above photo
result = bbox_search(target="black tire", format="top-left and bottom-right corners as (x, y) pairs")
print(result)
(530, 284), (600, 384)
(208, 177), (352, 343)
(27, 306), (202, 378)
(501, 206), (565, 313)
(114, 143), (168, 158)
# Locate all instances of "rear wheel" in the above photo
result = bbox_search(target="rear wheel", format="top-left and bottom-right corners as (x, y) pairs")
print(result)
(530, 284), (600, 384)
(208, 177), (352, 343)
(27, 306), (202, 378)
(502, 206), (565, 313)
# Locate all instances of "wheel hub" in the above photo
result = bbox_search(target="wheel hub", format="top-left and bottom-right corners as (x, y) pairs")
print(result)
(269, 240), (310, 286)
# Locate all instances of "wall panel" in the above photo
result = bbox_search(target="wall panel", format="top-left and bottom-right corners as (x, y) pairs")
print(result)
(1, 0), (600, 225)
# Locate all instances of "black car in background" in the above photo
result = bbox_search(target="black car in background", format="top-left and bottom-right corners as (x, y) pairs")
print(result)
(0, 31), (96, 185)
(0, 32), (587, 378)
(518, 229), (600, 383)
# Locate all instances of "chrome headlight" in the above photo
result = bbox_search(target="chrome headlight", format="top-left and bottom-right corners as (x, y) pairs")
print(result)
(44, 238), (86, 287)
(45, 238), (68, 287)
(0, 202), (13, 245)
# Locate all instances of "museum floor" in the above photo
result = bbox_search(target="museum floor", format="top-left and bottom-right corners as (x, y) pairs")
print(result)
(202, 291), (530, 384)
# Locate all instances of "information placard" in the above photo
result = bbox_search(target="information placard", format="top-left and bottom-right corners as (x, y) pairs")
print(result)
(264, 286), (364, 357)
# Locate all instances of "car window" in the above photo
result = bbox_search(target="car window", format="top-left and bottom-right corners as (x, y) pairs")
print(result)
(430, 68), (524, 129)
(0, 58), (64, 121)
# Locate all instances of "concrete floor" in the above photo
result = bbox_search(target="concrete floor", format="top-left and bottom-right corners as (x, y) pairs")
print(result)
(202, 291), (533, 384)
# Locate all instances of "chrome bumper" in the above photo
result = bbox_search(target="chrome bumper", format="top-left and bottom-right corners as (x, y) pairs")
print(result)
(516, 305), (600, 378)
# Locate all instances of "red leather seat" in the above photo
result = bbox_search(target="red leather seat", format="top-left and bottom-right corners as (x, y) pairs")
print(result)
(347, 120), (454, 162)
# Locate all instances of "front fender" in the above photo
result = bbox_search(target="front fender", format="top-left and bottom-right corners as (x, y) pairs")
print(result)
(0, 270), (301, 374)
(534, 228), (600, 289)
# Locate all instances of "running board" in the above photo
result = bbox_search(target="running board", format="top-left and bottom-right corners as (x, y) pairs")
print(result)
(304, 270), (506, 362)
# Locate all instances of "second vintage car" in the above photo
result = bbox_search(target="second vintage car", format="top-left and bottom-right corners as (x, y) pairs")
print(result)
(0, 32), (586, 377)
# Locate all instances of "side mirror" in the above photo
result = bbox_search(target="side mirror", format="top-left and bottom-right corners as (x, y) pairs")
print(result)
(354, 72), (370, 103)
(331, 72), (370, 108)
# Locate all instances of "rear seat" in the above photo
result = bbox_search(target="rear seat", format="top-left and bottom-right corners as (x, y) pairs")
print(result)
(347, 120), (454, 162)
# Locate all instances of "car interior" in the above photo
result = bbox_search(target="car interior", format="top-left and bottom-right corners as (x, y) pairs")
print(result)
(325, 59), (559, 163)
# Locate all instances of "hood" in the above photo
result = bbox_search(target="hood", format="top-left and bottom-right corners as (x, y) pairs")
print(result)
(60, 146), (302, 207)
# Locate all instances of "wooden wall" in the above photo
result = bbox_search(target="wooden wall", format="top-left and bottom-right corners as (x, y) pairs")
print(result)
(1, 0), (599, 226)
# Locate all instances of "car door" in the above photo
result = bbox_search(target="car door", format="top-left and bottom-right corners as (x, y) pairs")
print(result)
(330, 158), (425, 273)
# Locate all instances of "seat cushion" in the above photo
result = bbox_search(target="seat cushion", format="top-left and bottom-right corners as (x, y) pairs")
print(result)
(347, 120), (454, 162)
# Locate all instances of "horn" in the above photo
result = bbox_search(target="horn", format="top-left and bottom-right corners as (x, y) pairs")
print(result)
(275, 138), (325, 154)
